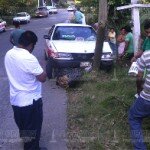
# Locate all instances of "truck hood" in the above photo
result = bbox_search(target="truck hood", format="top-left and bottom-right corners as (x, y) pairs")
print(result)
(13, 17), (26, 20)
(51, 41), (112, 53)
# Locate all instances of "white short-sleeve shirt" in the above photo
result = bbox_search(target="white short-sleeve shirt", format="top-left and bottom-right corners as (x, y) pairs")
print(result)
(5, 47), (44, 107)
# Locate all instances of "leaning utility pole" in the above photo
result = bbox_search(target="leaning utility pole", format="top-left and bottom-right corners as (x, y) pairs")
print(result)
(38, 0), (44, 7)
(51, 0), (54, 6)
(93, 0), (108, 71)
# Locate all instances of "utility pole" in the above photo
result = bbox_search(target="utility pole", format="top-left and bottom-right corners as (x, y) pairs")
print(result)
(38, 0), (44, 7)
(93, 0), (108, 71)
(131, 0), (140, 52)
(51, 0), (53, 6)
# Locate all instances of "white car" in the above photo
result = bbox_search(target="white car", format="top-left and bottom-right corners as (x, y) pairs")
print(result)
(13, 12), (31, 24)
(67, 6), (75, 11)
(0, 19), (6, 32)
(44, 23), (113, 78)
(47, 6), (58, 14)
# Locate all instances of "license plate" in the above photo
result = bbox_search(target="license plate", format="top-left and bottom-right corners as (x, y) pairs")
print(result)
(80, 62), (90, 67)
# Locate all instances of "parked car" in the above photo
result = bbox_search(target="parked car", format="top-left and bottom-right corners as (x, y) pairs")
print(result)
(35, 6), (49, 17)
(46, 6), (58, 14)
(13, 12), (31, 24)
(0, 19), (6, 32)
(43, 23), (114, 78)
(67, 6), (75, 11)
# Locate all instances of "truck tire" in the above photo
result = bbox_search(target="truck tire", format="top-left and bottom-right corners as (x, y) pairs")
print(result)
(46, 58), (57, 79)
(46, 59), (53, 79)
(44, 51), (48, 60)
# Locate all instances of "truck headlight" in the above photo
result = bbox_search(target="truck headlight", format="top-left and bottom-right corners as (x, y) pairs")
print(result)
(101, 52), (113, 59)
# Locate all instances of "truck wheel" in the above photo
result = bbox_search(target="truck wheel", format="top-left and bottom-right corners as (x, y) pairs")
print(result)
(46, 58), (56, 79)
(46, 59), (53, 79)
(44, 52), (48, 60)
(105, 65), (113, 72)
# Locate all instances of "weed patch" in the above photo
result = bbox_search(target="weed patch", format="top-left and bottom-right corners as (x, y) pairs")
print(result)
(67, 66), (150, 149)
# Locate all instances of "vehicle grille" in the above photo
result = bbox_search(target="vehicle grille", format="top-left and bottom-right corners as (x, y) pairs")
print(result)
(71, 53), (94, 60)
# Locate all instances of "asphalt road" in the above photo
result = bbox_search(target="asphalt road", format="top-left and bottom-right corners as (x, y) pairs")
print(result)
(0, 9), (70, 150)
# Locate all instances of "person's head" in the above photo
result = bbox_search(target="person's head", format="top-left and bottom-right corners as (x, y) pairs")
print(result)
(110, 28), (115, 33)
(120, 27), (126, 35)
(13, 21), (20, 28)
(144, 19), (150, 38)
(124, 25), (132, 33)
(18, 31), (38, 53)
(76, 6), (80, 11)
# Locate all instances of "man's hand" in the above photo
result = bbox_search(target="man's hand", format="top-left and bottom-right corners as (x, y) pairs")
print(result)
(36, 71), (47, 82)
(131, 50), (143, 63)
(131, 56), (137, 63)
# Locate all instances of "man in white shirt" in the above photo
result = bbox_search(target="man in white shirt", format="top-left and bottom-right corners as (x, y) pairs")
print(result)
(5, 31), (47, 150)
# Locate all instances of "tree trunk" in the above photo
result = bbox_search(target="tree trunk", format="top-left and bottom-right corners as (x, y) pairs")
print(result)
(39, 0), (44, 6)
(93, 0), (108, 71)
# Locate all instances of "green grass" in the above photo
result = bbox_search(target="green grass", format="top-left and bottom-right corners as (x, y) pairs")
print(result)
(67, 65), (150, 150)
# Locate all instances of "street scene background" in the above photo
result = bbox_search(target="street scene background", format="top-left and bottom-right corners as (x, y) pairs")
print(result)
(0, 8), (69, 150)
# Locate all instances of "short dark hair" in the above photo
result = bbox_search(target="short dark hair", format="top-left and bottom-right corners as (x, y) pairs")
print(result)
(13, 20), (20, 28)
(110, 27), (114, 30)
(120, 27), (125, 30)
(124, 25), (132, 32)
(76, 7), (80, 11)
(18, 31), (38, 47)
(144, 19), (150, 30)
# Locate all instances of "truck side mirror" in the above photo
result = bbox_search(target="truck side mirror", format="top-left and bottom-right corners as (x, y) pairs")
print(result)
(43, 35), (50, 39)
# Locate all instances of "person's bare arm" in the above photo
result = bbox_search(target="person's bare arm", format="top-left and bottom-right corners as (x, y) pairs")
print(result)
(124, 41), (129, 53)
(136, 71), (144, 95)
(36, 71), (47, 82)
(117, 34), (122, 42)
(131, 50), (143, 63)
(120, 40), (129, 57)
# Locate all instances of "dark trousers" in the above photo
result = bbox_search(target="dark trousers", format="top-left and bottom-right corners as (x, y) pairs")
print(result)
(108, 41), (117, 57)
(12, 98), (43, 150)
(128, 97), (150, 150)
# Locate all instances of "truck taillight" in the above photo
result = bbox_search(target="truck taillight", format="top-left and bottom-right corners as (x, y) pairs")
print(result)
(47, 47), (58, 58)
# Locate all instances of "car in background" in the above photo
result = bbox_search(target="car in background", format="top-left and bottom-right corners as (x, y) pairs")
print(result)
(67, 6), (75, 11)
(35, 6), (49, 17)
(13, 12), (31, 24)
(47, 6), (58, 14)
(0, 19), (6, 32)
(43, 23), (114, 78)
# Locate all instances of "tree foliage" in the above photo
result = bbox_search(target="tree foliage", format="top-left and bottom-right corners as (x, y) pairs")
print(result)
(79, 0), (149, 6)
(78, 0), (150, 32)
(0, 0), (37, 16)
